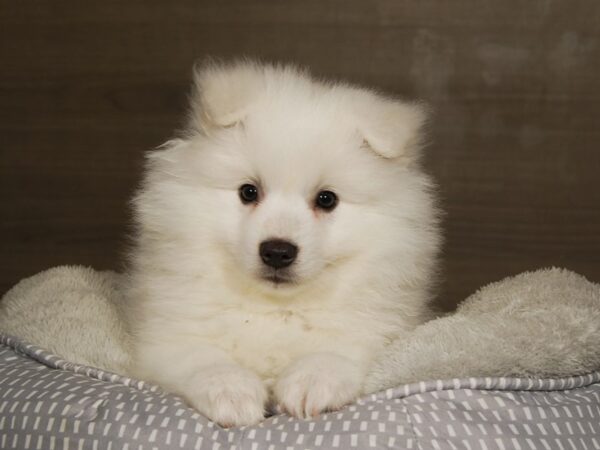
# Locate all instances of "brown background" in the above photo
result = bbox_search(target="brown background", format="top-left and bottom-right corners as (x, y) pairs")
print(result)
(1, 1), (599, 310)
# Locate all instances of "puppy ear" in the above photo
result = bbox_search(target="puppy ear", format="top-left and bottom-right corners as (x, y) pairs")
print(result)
(189, 59), (265, 133)
(355, 92), (429, 161)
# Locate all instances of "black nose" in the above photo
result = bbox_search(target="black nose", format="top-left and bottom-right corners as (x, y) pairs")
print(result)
(259, 239), (298, 269)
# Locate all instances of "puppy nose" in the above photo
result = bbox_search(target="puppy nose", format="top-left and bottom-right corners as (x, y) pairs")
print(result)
(259, 239), (298, 269)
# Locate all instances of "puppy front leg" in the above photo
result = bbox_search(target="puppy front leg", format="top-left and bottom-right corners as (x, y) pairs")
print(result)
(274, 352), (364, 419)
(133, 341), (267, 427)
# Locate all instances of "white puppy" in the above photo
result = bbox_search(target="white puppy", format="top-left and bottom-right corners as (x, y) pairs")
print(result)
(125, 61), (440, 427)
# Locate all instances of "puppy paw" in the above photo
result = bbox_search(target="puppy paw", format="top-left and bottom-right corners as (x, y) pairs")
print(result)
(186, 364), (268, 427)
(274, 353), (362, 419)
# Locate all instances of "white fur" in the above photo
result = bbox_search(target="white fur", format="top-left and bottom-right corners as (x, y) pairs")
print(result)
(124, 61), (440, 426)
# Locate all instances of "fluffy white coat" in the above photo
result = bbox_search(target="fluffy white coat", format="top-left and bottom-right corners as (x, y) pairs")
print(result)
(124, 61), (440, 426)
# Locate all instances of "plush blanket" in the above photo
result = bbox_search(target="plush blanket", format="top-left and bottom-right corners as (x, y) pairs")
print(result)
(366, 268), (600, 391)
(1, 266), (599, 388)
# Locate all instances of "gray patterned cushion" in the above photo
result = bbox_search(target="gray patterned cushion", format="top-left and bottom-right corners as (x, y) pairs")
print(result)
(1, 334), (600, 450)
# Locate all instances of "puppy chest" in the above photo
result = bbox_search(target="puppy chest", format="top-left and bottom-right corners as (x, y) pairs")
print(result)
(209, 309), (365, 379)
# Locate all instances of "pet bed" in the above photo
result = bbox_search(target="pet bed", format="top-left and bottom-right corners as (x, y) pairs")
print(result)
(1, 266), (599, 449)
(2, 336), (599, 449)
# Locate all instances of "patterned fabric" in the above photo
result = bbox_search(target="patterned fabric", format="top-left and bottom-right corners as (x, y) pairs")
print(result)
(1, 333), (600, 450)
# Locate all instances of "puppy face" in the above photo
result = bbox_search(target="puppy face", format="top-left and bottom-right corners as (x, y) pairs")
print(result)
(136, 62), (434, 296)
(191, 114), (396, 289)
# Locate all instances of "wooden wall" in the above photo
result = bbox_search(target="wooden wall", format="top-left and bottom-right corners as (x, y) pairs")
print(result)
(1, 1), (599, 309)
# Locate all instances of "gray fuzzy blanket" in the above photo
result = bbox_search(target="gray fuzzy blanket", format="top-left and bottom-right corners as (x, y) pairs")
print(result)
(0, 266), (599, 389)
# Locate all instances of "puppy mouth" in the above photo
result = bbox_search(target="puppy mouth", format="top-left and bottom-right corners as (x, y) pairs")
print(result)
(260, 270), (296, 286)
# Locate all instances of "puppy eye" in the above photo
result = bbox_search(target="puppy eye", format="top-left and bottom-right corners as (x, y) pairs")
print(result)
(239, 184), (259, 204)
(315, 190), (338, 211)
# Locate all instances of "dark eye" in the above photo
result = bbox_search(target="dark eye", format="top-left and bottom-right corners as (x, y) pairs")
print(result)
(315, 190), (338, 211)
(239, 184), (259, 204)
